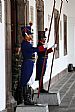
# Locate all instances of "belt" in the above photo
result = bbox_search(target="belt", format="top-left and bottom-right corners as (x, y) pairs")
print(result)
(42, 56), (48, 58)
(38, 56), (48, 59)
(23, 58), (35, 62)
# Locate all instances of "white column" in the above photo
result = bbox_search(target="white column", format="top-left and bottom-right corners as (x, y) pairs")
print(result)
(0, 0), (6, 111)
(33, 0), (37, 47)
(73, 25), (75, 66)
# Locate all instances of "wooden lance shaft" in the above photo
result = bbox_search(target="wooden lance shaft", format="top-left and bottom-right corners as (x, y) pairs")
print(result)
(48, 0), (63, 91)
(37, 0), (56, 98)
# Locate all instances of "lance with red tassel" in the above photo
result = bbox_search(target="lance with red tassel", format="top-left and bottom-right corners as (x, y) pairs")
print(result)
(37, 0), (56, 98)
(48, 0), (68, 91)
(48, 0), (63, 91)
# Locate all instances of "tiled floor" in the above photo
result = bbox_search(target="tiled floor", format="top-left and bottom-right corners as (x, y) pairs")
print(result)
(49, 72), (75, 112)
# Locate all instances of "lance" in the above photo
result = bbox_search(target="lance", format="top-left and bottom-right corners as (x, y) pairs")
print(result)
(37, 0), (56, 98)
(48, 0), (68, 91)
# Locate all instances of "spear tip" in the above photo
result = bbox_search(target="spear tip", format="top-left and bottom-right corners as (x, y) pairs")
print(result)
(66, 0), (68, 3)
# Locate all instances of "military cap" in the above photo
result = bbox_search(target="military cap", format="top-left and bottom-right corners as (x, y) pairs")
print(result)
(29, 20), (33, 24)
(38, 31), (46, 40)
(21, 26), (33, 37)
(29, 20), (33, 26)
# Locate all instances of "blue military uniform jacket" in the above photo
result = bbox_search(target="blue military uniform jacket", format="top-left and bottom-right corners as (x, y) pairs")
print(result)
(20, 40), (39, 87)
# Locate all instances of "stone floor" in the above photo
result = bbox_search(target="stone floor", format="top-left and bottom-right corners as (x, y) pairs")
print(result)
(48, 71), (75, 112)
(49, 106), (75, 112)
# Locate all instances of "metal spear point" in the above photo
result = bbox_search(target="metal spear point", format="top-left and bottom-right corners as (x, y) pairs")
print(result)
(65, 0), (68, 3)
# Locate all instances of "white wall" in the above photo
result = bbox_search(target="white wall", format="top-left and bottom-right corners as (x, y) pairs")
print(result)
(28, 0), (38, 87)
(67, 0), (75, 66)
(0, 0), (6, 111)
(74, 26), (75, 66)
(43, 0), (75, 83)
(29, 0), (37, 47)
(67, 18), (74, 64)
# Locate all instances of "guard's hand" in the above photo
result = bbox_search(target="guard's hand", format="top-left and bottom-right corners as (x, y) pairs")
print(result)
(52, 44), (57, 48)
(55, 44), (57, 48)
(47, 48), (53, 54)
(43, 43), (48, 48)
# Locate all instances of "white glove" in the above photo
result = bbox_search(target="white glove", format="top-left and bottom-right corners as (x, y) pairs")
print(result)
(52, 44), (57, 48)
(43, 43), (48, 48)
(55, 44), (57, 48)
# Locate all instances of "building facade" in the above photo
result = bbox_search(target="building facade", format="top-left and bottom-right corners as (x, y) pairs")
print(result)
(0, 0), (75, 111)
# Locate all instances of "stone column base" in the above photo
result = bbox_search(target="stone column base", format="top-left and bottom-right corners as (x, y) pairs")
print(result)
(6, 94), (17, 112)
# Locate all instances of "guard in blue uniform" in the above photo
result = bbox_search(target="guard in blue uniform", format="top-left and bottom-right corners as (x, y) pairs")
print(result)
(36, 31), (53, 93)
(20, 26), (45, 105)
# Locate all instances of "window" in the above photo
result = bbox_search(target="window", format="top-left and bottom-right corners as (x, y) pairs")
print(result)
(63, 14), (67, 56)
(54, 9), (59, 58)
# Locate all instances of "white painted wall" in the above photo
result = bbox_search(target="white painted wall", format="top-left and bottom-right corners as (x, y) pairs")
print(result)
(74, 26), (75, 66)
(43, 0), (75, 83)
(67, 0), (75, 66)
(28, 0), (38, 86)
(67, 18), (74, 64)
(0, 0), (6, 111)
(29, 0), (37, 47)
(43, 0), (67, 82)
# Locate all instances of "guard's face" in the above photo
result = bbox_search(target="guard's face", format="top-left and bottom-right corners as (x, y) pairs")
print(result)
(26, 34), (33, 42)
(40, 38), (46, 44)
(29, 34), (33, 41)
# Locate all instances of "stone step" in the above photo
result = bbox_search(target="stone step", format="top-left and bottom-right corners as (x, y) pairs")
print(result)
(16, 103), (49, 112)
(33, 92), (60, 106)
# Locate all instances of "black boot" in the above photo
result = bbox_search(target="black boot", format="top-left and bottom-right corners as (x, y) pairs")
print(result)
(40, 88), (48, 93)
(23, 86), (36, 105)
(39, 79), (48, 93)
(15, 86), (23, 105)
